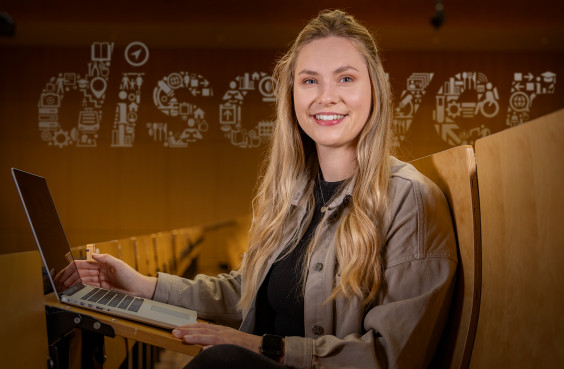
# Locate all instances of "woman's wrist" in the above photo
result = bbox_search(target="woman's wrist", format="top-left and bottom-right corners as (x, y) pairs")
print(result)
(141, 275), (158, 299)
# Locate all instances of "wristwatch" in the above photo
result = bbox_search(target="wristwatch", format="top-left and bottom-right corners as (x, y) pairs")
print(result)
(260, 334), (284, 361)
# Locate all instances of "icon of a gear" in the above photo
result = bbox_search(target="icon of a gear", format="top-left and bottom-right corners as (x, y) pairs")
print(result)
(52, 129), (71, 148)
(447, 100), (462, 118)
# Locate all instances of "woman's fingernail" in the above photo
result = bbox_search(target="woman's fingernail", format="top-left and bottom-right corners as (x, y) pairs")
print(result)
(172, 330), (182, 337)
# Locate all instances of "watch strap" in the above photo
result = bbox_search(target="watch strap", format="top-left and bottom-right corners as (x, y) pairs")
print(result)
(260, 334), (283, 361)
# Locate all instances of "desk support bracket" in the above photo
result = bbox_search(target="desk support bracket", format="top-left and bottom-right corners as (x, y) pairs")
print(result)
(46, 305), (116, 369)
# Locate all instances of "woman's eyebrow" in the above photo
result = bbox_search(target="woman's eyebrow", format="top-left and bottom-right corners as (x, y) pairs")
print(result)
(296, 69), (318, 76)
(296, 65), (359, 76)
(334, 65), (359, 74)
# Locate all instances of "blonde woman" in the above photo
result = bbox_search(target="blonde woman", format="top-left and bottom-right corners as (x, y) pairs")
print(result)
(64, 9), (457, 369)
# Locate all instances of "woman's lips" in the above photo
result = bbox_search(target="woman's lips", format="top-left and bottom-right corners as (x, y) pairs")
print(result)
(313, 113), (347, 126)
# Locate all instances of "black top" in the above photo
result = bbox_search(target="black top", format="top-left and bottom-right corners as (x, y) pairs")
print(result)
(254, 178), (343, 337)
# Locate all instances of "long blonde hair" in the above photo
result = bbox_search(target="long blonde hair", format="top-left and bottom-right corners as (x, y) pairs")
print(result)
(238, 9), (393, 311)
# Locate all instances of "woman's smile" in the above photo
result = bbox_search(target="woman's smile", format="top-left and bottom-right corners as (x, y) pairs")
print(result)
(312, 113), (348, 126)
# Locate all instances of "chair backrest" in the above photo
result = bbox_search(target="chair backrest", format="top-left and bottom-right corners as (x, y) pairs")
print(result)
(135, 234), (158, 276)
(117, 236), (138, 270)
(226, 214), (252, 270)
(410, 145), (481, 369)
(173, 226), (204, 275)
(468, 109), (564, 368)
(0, 251), (50, 367)
(154, 231), (175, 274)
(94, 239), (121, 258)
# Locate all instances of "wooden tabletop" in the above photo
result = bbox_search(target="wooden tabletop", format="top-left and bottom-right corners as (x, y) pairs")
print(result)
(44, 293), (202, 357)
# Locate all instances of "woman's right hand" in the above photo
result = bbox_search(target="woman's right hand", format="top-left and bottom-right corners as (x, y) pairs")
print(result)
(54, 253), (158, 299)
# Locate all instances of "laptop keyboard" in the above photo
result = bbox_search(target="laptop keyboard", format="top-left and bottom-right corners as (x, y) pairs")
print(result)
(81, 288), (144, 312)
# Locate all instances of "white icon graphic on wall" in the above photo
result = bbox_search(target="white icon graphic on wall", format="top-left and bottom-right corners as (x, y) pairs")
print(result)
(38, 42), (113, 147)
(112, 41), (148, 147)
(433, 72), (498, 146)
(111, 72), (144, 147)
(393, 73), (434, 147)
(219, 72), (275, 148)
(149, 72), (213, 147)
(506, 72), (556, 127)
(124, 41), (149, 67)
(37, 41), (557, 150)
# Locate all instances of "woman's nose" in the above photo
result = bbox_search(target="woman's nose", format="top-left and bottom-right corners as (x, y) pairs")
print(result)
(316, 83), (338, 105)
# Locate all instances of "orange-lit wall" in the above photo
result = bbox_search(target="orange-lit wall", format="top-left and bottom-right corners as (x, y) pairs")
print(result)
(1, 38), (563, 256)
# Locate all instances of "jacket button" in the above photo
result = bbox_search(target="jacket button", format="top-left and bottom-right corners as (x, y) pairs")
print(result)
(313, 263), (323, 272)
(312, 325), (324, 335)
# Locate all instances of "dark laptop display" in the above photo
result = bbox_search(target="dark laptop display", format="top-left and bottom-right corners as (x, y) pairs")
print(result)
(12, 168), (81, 293)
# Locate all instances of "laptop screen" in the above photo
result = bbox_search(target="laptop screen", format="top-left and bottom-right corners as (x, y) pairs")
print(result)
(12, 168), (82, 295)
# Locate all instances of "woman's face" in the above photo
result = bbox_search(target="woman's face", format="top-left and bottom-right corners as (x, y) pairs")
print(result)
(293, 36), (372, 155)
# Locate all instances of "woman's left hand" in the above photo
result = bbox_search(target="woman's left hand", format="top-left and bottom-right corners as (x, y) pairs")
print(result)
(172, 323), (262, 353)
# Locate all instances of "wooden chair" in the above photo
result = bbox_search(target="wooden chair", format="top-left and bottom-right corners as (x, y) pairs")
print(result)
(93, 239), (121, 258)
(172, 228), (188, 273)
(468, 109), (564, 368)
(410, 145), (481, 369)
(118, 236), (138, 271)
(135, 234), (158, 277)
(0, 251), (50, 368)
(154, 231), (175, 275)
(173, 226), (204, 276)
(226, 214), (252, 270)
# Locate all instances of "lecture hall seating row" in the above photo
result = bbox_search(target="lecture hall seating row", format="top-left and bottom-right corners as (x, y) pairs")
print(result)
(70, 226), (204, 279)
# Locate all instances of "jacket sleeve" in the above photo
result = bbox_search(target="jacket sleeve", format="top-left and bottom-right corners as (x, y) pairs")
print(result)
(152, 271), (243, 328)
(284, 169), (458, 369)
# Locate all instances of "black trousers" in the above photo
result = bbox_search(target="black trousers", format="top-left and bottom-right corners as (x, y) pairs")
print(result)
(184, 344), (287, 369)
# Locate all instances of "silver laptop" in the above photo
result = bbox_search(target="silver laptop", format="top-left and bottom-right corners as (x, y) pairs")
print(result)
(12, 168), (197, 330)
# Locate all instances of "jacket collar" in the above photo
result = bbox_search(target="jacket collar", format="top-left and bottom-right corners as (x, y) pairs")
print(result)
(291, 175), (356, 211)
(290, 156), (401, 209)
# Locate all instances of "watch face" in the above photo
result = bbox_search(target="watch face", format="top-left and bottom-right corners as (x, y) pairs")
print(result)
(261, 334), (283, 356)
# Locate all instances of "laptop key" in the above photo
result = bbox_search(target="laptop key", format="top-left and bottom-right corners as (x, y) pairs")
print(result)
(81, 288), (100, 300)
(87, 289), (108, 302)
(117, 295), (134, 310)
(108, 293), (126, 307)
(127, 298), (144, 312)
(98, 291), (118, 305)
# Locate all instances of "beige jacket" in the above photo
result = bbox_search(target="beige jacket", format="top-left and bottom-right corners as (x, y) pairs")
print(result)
(153, 157), (457, 369)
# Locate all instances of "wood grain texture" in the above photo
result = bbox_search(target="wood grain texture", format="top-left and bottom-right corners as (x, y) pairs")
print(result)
(411, 145), (482, 369)
(469, 109), (564, 368)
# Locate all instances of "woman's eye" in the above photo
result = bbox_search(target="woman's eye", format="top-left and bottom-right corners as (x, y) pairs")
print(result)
(304, 79), (316, 85)
(340, 76), (353, 83)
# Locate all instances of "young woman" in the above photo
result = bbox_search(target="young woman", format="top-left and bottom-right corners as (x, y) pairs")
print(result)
(60, 9), (457, 369)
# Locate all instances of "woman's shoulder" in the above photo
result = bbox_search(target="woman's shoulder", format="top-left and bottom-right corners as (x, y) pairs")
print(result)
(389, 156), (442, 199)
(384, 156), (456, 265)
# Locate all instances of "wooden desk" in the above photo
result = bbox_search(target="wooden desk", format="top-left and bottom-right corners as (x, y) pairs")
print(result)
(45, 293), (202, 357)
